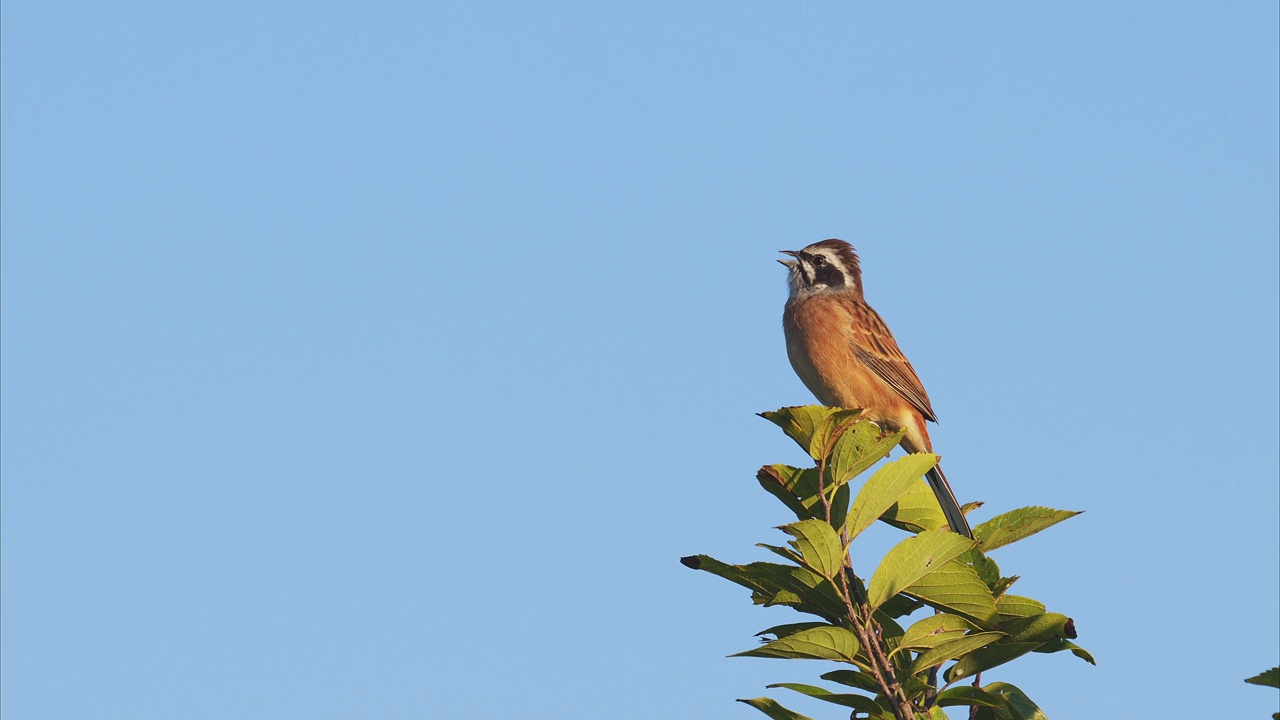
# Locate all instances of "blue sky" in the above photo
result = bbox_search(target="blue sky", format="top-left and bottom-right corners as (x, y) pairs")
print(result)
(2, 2), (1277, 718)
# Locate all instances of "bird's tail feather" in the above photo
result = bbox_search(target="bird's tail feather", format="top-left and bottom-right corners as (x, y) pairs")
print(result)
(926, 465), (973, 539)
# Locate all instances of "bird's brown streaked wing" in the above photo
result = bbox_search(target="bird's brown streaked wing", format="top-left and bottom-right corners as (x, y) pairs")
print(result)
(849, 303), (938, 422)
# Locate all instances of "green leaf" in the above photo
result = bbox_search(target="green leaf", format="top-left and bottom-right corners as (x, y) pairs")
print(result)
(894, 614), (973, 655)
(820, 669), (880, 693)
(779, 519), (845, 580)
(944, 642), (1042, 683)
(999, 612), (1075, 643)
(996, 595), (1046, 620)
(756, 542), (804, 565)
(961, 549), (1001, 587)
(974, 506), (1081, 551)
(845, 454), (939, 540)
(867, 530), (975, 610)
(826, 421), (907, 487)
(1245, 667), (1280, 688)
(871, 610), (907, 651)
(774, 566), (849, 619)
(756, 622), (829, 640)
(878, 594), (925, 619)
(682, 556), (847, 621)
(736, 697), (816, 720)
(879, 479), (951, 534)
(991, 575), (1020, 598)
(936, 686), (1007, 709)
(1033, 639), (1097, 665)
(909, 631), (1005, 673)
(896, 671), (933, 701)
(732, 625), (861, 662)
(904, 560), (998, 625)
(828, 483), (852, 532)
(757, 465), (856, 532)
(767, 683), (881, 712)
(759, 591), (805, 607)
(759, 406), (864, 460)
(981, 682), (1050, 720)
(961, 550), (1024, 600)
(757, 465), (822, 522)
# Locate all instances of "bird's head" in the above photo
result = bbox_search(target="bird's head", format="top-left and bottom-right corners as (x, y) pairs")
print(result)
(779, 239), (864, 298)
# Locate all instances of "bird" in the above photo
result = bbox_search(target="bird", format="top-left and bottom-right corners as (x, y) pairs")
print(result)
(779, 239), (972, 538)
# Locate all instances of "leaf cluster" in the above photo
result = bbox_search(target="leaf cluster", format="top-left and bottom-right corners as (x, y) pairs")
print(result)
(683, 406), (1089, 720)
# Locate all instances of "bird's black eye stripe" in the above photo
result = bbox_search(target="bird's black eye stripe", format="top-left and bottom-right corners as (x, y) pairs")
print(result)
(808, 253), (845, 288)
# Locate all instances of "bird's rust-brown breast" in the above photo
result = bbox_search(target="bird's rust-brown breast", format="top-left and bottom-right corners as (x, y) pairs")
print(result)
(783, 292), (916, 425)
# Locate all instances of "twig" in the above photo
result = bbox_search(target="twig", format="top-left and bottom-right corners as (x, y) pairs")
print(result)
(837, 561), (915, 720)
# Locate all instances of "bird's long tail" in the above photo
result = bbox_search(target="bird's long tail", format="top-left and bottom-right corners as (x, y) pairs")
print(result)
(926, 464), (973, 538)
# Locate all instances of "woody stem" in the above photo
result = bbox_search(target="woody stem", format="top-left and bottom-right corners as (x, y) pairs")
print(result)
(838, 538), (915, 720)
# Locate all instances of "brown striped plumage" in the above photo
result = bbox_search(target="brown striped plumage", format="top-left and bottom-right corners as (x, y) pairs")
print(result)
(780, 239), (972, 538)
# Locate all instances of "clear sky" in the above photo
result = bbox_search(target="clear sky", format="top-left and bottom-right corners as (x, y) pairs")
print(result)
(2, 2), (1277, 719)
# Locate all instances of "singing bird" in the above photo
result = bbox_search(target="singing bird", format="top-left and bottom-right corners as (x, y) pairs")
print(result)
(779, 239), (972, 538)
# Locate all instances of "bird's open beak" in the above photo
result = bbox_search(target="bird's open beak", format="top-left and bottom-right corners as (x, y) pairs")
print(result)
(778, 250), (799, 268)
